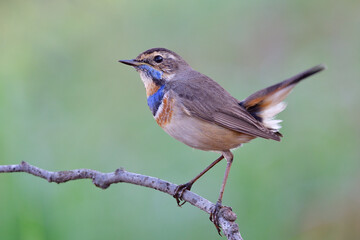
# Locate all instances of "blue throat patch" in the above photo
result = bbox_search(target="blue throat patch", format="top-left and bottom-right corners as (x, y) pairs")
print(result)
(147, 85), (165, 116)
(138, 64), (163, 81)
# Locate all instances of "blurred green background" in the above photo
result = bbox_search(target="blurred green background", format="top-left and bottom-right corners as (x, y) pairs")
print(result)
(0, 0), (359, 239)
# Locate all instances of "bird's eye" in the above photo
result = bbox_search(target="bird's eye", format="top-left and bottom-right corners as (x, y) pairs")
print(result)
(154, 55), (163, 63)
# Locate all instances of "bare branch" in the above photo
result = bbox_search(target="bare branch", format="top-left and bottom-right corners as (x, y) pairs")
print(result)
(0, 161), (243, 240)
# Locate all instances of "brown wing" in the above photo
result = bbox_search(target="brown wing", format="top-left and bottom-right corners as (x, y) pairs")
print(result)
(168, 71), (281, 141)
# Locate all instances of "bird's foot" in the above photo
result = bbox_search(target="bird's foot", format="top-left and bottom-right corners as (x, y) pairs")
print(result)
(173, 182), (193, 207)
(209, 201), (225, 236)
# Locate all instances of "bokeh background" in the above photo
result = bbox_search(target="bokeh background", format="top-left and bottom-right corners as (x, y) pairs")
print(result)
(0, 0), (359, 239)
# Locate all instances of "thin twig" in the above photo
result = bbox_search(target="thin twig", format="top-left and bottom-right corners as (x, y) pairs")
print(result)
(0, 161), (243, 240)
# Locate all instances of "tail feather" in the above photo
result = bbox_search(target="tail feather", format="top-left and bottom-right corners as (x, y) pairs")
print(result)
(239, 64), (325, 132)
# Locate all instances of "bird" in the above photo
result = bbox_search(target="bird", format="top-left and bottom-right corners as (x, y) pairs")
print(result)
(119, 48), (325, 233)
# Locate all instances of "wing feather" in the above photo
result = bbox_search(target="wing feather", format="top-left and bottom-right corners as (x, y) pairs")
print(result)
(167, 72), (281, 141)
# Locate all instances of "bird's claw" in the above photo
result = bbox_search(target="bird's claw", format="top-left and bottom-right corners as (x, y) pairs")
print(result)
(173, 182), (193, 207)
(210, 202), (223, 236)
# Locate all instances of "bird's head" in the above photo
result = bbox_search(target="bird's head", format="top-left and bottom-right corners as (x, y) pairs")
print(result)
(119, 48), (190, 95)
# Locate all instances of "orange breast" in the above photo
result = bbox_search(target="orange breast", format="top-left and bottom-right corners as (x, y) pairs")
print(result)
(155, 96), (174, 127)
(146, 82), (161, 97)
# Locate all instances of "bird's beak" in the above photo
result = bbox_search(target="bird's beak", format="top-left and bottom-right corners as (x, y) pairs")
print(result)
(118, 59), (142, 67)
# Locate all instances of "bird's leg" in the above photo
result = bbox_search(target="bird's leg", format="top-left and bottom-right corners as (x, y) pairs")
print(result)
(210, 151), (234, 235)
(173, 155), (224, 206)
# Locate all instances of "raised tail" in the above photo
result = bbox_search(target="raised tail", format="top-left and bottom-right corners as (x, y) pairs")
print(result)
(239, 64), (325, 135)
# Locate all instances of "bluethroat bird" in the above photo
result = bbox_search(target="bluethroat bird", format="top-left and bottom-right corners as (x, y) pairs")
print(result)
(119, 48), (325, 233)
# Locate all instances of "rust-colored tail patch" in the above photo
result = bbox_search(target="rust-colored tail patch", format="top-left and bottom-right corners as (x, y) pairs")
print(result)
(240, 65), (325, 131)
